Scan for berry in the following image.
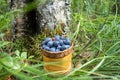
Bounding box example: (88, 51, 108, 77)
(53, 41, 59, 47)
(56, 49, 60, 52)
(60, 36, 65, 40)
(52, 37, 55, 41)
(45, 46, 50, 51)
(64, 39, 71, 45)
(59, 40, 64, 46)
(42, 45, 50, 50)
(65, 45, 70, 49)
(45, 37, 52, 44)
(50, 47, 56, 52)
(54, 35, 60, 41)
(60, 45, 66, 51)
(57, 45, 61, 49)
(66, 37, 70, 41)
(47, 41, 53, 47)
(42, 45, 46, 49)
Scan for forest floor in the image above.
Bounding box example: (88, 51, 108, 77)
(0, 0, 120, 80)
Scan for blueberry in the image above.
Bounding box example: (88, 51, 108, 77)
(42, 45, 50, 51)
(45, 37, 52, 44)
(65, 45, 70, 49)
(47, 41, 53, 47)
(60, 45, 66, 51)
(64, 39, 71, 45)
(50, 47, 56, 52)
(59, 40, 64, 46)
(60, 36, 65, 40)
(54, 35, 60, 40)
(45, 46, 50, 51)
(42, 45, 46, 49)
(66, 37, 71, 41)
(63, 40, 66, 44)
(56, 49, 60, 52)
(57, 45, 61, 49)
(53, 41, 59, 47)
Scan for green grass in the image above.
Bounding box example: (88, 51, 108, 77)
(0, 0, 120, 80)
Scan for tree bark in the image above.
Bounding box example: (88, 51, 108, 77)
(36, 0, 71, 34)
(10, 0, 71, 37)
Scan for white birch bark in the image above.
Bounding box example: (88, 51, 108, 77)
(36, 0, 71, 34)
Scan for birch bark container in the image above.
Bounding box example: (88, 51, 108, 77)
(41, 43, 73, 75)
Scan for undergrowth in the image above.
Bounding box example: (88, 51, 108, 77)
(0, 0, 120, 80)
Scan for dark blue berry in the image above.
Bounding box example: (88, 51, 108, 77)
(42, 45, 46, 49)
(60, 45, 66, 51)
(60, 36, 65, 40)
(47, 41, 53, 47)
(54, 35, 60, 40)
(64, 39, 71, 45)
(57, 45, 61, 49)
(59, 40, 64, 46)
(53, 41, 59, 47)
(65, 37, 70, 41)
(50, 47, 56, 52)
(45, 37, 52, 44)
(42, 45, 50, 50)
(56, 49, 60, 52)
(65, 45, 70, 49)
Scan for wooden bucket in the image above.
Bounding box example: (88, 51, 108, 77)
(41, 43, 73, 75)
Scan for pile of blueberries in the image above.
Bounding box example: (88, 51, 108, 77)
(41, 35, 71, 52)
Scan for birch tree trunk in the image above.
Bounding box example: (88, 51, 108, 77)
(10, 0, 71, 37)
(36, 0, 71, 34)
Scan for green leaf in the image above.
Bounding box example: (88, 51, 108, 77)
(15, 50, 20, 56)
(28, 56, 34, 59)
(21, 52, 27, 59)
(0, 41, 9, 48)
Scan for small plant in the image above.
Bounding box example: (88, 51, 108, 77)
(15, 50, 34, 60)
